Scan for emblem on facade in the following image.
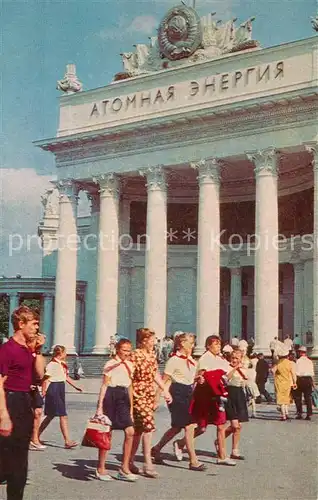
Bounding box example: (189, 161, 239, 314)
(116, 7, 259, 80)
(158, 5, 202, 61)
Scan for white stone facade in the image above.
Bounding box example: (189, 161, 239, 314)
(29, 34, 318, 356)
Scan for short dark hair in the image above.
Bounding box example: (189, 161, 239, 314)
(115, 338, 132, 352)
(205, 335, 221, 349)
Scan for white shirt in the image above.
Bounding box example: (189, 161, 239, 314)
(45, 359, 67, 382)
(103, 357, 134, 388)
(284, 338, 293, 349)
(295, 356, 314, 377)
(164, 353, 196, 385)
(197, 351, 230, 373)
(269, 339, 278, 350)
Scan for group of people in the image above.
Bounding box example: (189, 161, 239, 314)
(0, 305, 316, 499)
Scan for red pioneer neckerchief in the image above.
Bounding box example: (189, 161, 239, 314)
(234, 367, 249, 380)
(104, 357, 132, 379)
(172, 352, 196, 370)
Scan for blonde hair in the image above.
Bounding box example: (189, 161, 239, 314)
(173, 332, 195, 354)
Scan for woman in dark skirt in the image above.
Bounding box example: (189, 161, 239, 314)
(95, 338, 136, 482)
(152, 333, 206, 471)
(224, 349, 249, 460)
(39, 345, 82, 448)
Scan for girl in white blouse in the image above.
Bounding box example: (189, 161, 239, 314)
(39, 345, 82, 449)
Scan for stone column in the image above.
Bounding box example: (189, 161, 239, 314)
(82, 190, 99, 353)
(229, 265, 242, 341)
(118, 253, 132, 339)
(8, 292, 19, 336)
(193, 159, 221, 354)
(305, 143, 318, 356)
(292, 261, 304, 339)
(93, 174, 120, 353)
(247, 148, 279, 354)
(54, 180, 79, 353)
(143, 167, 167, 338)
(42, 293, 54, 352)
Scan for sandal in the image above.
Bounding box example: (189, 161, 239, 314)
(65, 441, 78, 449)
(151, 447, 165, 464)
(129, 464, 141, 475)
(143, 466, 159, 478)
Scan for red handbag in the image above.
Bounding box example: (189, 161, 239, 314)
(81, 418, 112, 450)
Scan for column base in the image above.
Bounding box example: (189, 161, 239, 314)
(91, 345, 110, 355)
(81, 346, 95, 354)
(253, 346, 271, 357)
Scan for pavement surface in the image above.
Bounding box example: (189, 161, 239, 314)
(1, 378, 317, 500)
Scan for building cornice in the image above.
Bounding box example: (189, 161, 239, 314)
(34, 90, 318, 158)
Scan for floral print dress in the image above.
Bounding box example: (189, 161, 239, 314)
(131, 349, 158, 433)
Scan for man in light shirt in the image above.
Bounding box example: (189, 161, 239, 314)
(283, 335, 293, 352)
(294, 346, 315, 420)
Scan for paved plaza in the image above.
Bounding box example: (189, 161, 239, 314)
(3, 379, 317, 500)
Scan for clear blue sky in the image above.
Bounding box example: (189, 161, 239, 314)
(0, 0, 317, 276)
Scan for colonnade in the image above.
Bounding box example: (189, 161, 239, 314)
(49, 146, 318, 355)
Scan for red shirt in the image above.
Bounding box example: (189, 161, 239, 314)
(0, 337, 34, 392)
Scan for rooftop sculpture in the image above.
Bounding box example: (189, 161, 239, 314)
(115, 5, 258, 80)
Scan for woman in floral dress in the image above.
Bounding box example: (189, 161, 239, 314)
(129, 328, 172, 478)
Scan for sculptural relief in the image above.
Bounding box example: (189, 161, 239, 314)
(41, 188, 58, 217)
(114, 6, 259, 81)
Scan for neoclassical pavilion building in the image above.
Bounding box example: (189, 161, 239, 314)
(3, 7, 317, 357)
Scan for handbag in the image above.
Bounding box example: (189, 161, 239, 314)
(81, 415, 112, 450)
(312, 387, 318, 408)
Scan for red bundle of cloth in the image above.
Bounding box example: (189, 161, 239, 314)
(190, 369, 228, 429)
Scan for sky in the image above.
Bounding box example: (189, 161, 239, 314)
(0, 0, 317, 277)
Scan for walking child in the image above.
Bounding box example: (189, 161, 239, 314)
(95, 338, 137, 482)
(39, 345, 82, 448)
(152, 333, 206, 471)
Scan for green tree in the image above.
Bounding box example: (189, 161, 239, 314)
(0, 295, 9, 340)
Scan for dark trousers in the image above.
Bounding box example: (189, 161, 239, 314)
(293, 376, 313, 416)
(0, 391, 33, 500)
(256, 380, 272, 401)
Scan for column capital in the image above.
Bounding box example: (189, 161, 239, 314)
(293, 260, 305, 272)
(120, 251, 133, 267)
(86, 190, 100, 214)
(9, 291, 19, 298)
(228, 252, 241, 269)
(191, 158, 221, 185)
(93, 173, 119, 199)
(43, 293, 54, 299)
(139, 166, 167, 191)
(246, 147, 278, 177)
(55, 179, 80, 203)
(304, 142, 318, 167)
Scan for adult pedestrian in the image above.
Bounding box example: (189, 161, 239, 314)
(269, 337, 278, 360)
(294, 346, 315, 420)
(293, 335, 301, 357)
(0, 305, 45, 500)
(255, 353, 272, 403)
(129, 328, 172, 478)
(272, 346, 296, 421)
